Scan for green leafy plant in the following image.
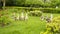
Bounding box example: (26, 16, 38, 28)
(0, 15, 12, 27)
(40, 16, 60, 34)
(28, 10, 42, 16)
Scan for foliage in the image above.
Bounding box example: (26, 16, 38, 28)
(0, 16, 12, 27)
(6, 0, 16, 6)
(4, 0, 60, 7)
(0, 11, 12, 27)
(40, 16, 60, 34)
(40, 8, 60, 13)
(28, 10, 42, 16)
(0, 0, 3, 9)
(5, 7, 60, 13)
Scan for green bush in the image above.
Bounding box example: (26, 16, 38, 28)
(0, 11, 12, 27)
(6, 7, 60, 13)
(40, 16, 60, 34)
(40, 8, 60, 13)
(28, 10, 42, 16)
(0, 15, 12, 27)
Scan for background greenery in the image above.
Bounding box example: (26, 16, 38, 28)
(0, 0, 60, 8)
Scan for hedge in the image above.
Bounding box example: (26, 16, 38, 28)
(40, 8, 60, 13)
(5, 7, 60, 13)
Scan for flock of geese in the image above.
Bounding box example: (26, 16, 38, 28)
(11, 12, 28, 21)
(40, 14, 53, 23)
(11, 12, 53, 23)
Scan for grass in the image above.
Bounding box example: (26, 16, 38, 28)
(0, 9, 60, 34)
(0, 13, 60, 34)
(0, 16, 46, 34)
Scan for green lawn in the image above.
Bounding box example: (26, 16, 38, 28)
(0, 16, 46, 34)
(0, 10, 60, 34)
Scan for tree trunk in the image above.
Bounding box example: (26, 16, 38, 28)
(3, 0, 5, 10)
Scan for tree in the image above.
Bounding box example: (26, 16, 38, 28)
(0, 0, 3, 9)
(1, 0, 60, 8)
(1, 0, 6, 10)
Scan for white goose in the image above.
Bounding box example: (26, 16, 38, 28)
(11, 12, 16, 19)
(40, 15, 44, 20)
(20, 12, 24, 20)
(25, 13, 28, 20)
(16, 13, 20, 20)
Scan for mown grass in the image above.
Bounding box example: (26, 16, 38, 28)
(0, 16, 46, 34)
(0, 8, 60, 34)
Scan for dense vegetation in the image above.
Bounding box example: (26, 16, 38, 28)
(6, 0, 60, 7)
(0, 0, 60, 8)
(0, 0, 60, 13)
(40, 16, 60, 34)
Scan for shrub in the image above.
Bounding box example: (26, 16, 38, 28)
(5, 7, 60, 13)
(0, 11, 12, 27)
(40, 16, 60, 34)
(40, 8, 60, 13)
(28, 10, 42, 16)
